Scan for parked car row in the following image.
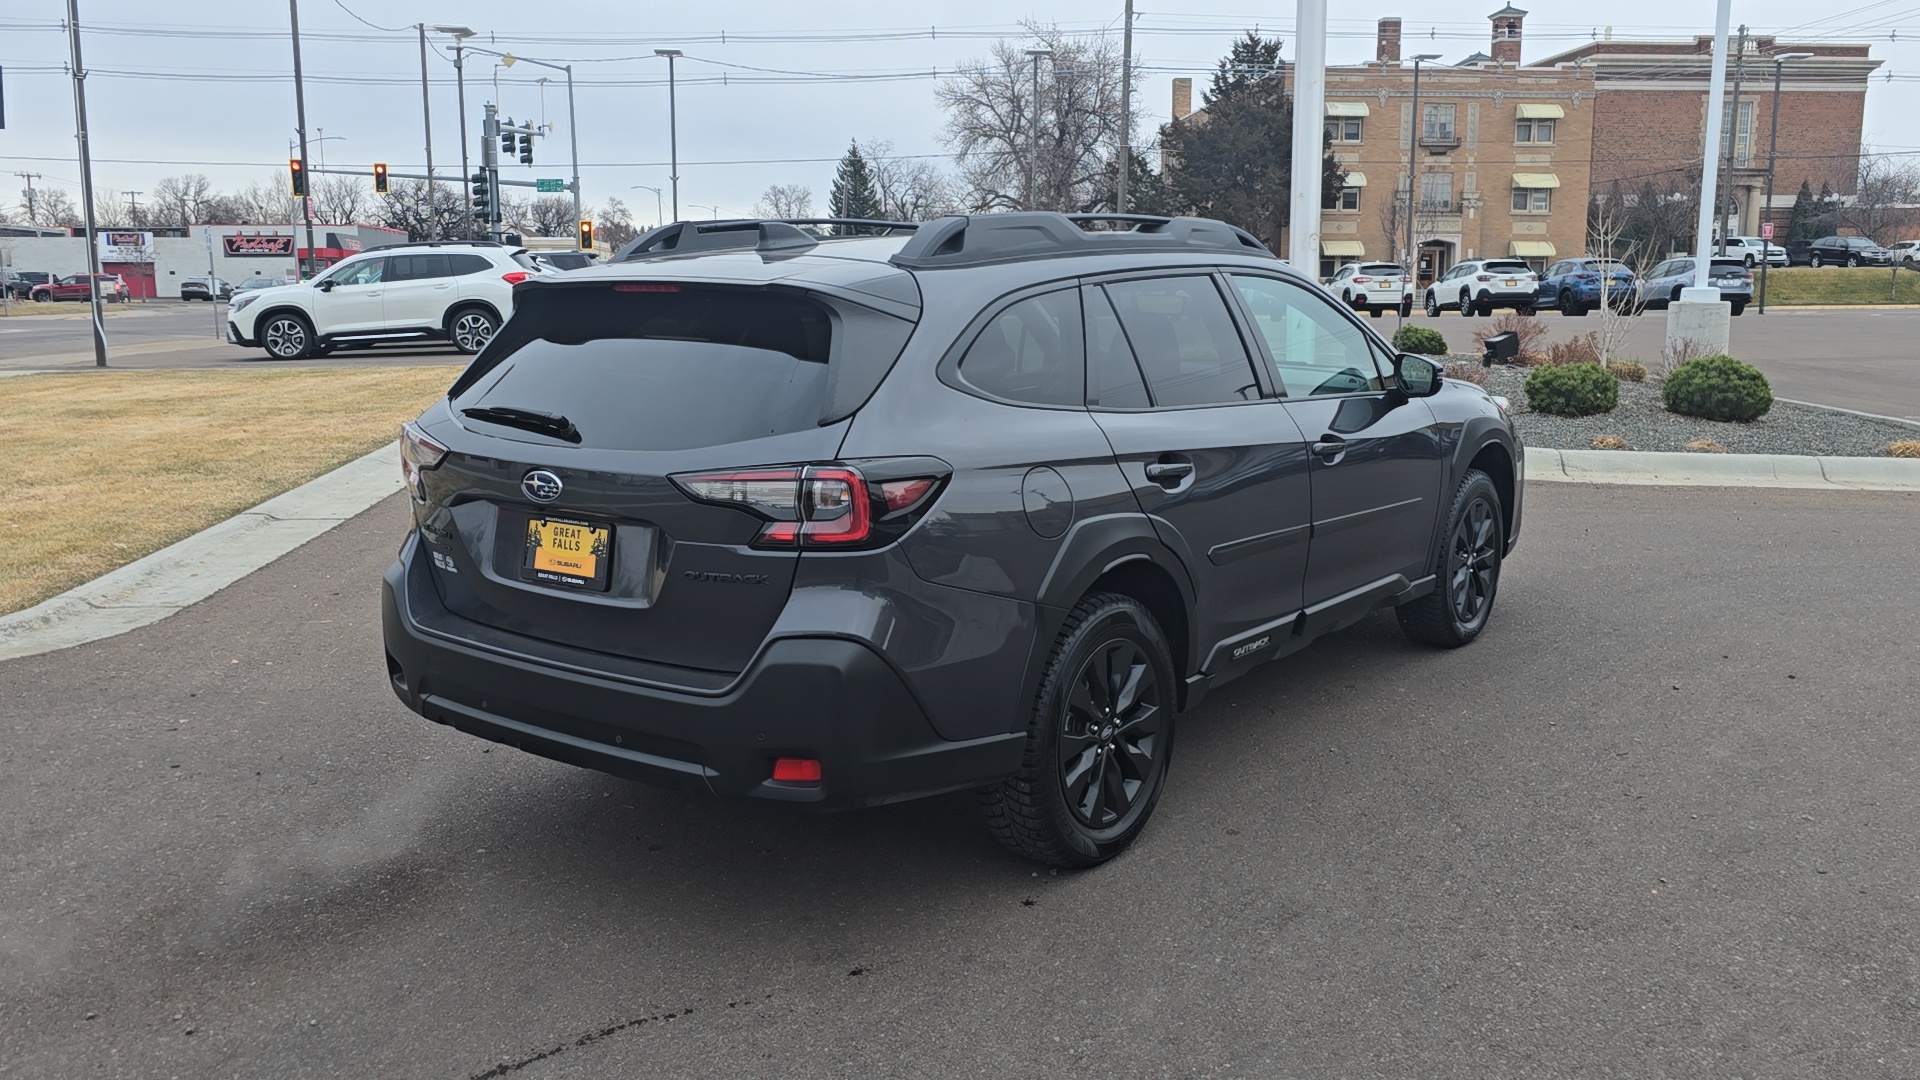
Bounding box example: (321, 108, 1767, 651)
(1417, 255, 1756, 316)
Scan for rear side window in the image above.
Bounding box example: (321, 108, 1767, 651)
(449, 254, 494, 276)
(1084, 286, 1150, 409)
(956, 289, 1084, 407)
(389, 254, 451, 281)
(450, 284, 913, 452)
(1101, 276, 1258, 407)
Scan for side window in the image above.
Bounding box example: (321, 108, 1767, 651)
(1229, 274, 1389, 398)
(955, 289, 1085, 408)
(391, 253, 451, 281)
(331, 258, 385, 286)
(1083, 286, 1150, 409)
(449, 254, 494, 276)
(1101, 275, 1259, 407)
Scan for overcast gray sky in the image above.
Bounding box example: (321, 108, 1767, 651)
(2, 0, 1914, 225)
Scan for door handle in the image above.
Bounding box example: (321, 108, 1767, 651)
(1311, 437, 1348, 459)
(1144, 461, 1195, 487)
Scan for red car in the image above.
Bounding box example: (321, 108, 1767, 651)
(30, 273, 127, 302)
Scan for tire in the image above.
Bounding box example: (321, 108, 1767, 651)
(1745, 254, 1756, 269)
(979, 593, 1178, 868)
(1460, 289, 1474, 316)
(1401, 299, 1414, 318)
(1845, 256, 1860, 268)
(1397, 469, 1503, 649)
(1809, 253, 1823, 268)
(1670, 286, 1683, 308)
(1476, 297, 1495, 317)
(259, 313, 314, 360)
(1559, 292, 1581, 317)
(1730, 301, 1746, 317)
(1425, 293, 1441, 318)
(447, 306, 499, 354)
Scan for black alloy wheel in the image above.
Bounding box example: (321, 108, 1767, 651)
(1560, 291, 1581, 316)
(980, 593, 1177, 867)
(1397, 469, 1503, 648)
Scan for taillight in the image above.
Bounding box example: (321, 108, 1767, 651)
(399, 421, 448, 502)
(1352, 275, 1373, 284)
(1476, 274, 1492, 281)
(672, 461, 945, 549)
(502, 271, 530, 285)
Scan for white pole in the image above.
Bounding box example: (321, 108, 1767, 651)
(1288, 0, 1327, 272)
(1693, 0, 1733, 289)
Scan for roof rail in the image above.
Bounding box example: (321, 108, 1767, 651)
(365, 238, 505, 252)
(614, 217, 923, 262)
(888, 212, 1272, 270)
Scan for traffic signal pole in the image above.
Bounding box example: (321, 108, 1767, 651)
(288, 0, 318, 279)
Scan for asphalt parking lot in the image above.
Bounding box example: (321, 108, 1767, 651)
(3, 301, 1916, 421)
(4, 483, 1917, 1078)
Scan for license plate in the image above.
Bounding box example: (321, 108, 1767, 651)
(1504, 279, 1518, 287)
(522, 516, 612, 591)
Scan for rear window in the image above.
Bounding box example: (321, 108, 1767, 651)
(1357, 264, 1405, 275)
(450, 284, 914, 451)
(1709, 260, 1749, 272)
(1484, 260, 1531, 272)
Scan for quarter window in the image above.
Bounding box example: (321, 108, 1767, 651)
(1101, 276, 1259, 407)
(955, 289, 1085, 407)
(449, 254, 495, 276)
(1229, 274, 1388, 398)
(1083, 286, 1150, 409)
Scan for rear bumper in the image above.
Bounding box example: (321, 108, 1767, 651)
(381, 537, 1024, 810)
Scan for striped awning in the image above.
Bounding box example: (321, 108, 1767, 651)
(1322, 240, 1366, 256)
(1516, 103, 1565, 119)
(1326, 102, 1371, 117)
(1512, 173, 1561, 189)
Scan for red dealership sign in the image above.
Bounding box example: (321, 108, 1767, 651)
(223, 234, 296, 257)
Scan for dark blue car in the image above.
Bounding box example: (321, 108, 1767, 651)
(1642, 257, 1752, 316)
(1535, 258, 1638, 316)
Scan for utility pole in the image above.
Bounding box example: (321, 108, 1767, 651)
(1406, 54, 1441, 276)
(66, 0, 108, 367)
(1117, 0, 1133, 214)
(124, 190, 142, 226)
(1717, 24, 1747, 256)
(14, 172, 41, 224)
(1025, 49, 1053, 211)
(418, 24, 436, 239)
(288, 0, 318, 279)
(1758, 53, 1813, 314)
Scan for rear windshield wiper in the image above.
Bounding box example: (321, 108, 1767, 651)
(460, 406, 582, 444)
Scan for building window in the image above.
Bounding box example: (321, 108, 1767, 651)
(1418, 172, 1454, 212)
(1334, 188, 1359, 211)
(1511, 187, 1551, 212)
(1720, 101, 1755, 166)
(1324, 117, 1364, 142)
(1515, 118, 1556, 144)
(1422, 104, 1457, 144)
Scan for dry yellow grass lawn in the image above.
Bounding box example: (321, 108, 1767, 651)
(0, 366, 453, 614)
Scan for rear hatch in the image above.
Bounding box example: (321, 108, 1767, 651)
(409, 278, 916, 678)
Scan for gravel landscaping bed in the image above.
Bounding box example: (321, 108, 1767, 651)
(1461, 361, 1919, 456)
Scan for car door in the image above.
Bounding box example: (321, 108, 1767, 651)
(381, 253, 454, 329)
(1082, 273, 1313, 665)
(310, 256, 388, 335)
(1225, 272, 1445, 618)
(1539, 261, 1568, 305)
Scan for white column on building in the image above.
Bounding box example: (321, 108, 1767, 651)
(1288, 0, 1328, 272)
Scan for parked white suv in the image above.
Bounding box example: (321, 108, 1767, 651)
(226, 241, 536, 360)
(1327, 262, 1415, 317)
(1890, 240, 1920, 266)
(1424, 258, 1539, 317)
(1716, 236, 1787, 268)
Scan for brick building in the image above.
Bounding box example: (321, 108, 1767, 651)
(1532, 36, 1882, 236)
(1314, 10, 1595, 285)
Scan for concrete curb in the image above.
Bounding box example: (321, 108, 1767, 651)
(0, 441, 401, 662)
(1526, 448, 1920, 490)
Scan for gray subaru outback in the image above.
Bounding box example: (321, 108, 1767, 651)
(382, 213, 1523, 867)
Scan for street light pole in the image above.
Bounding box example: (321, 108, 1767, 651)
(66, 0, 108, 366)
(690, 204, 723, 220)
(433, 26, 476, 236)
(483, 49, 586, 244)
(656, 50, 683, 222)
(1025, 49, 1053, 210)
(1117, 0, 1133, 213)
(288, 0, 318, 279)
(1406, 53, 1441, 280)
(1758, 52, 1813, 315)
(631, 185, 664, 229)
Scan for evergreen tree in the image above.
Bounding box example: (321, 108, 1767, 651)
(1786, 180, 1814, 242)
(1207, 32, 1285, 105)
(829, 141, 881, 233)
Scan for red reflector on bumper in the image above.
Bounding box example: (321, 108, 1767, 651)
(771, 758, 822, 783)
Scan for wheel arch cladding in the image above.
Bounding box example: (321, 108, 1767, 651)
(445, 300, 502, 331)
(1467, 440, 1514, 547)
(255, 306, 311, 335)
(1087, 559, 1190, 697)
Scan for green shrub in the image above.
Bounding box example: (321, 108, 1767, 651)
(1523, 361, 1618, 417)
(1392, 324, 1448, 356)
(1662, 354, 1773, 422)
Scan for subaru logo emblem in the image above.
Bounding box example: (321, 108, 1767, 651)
(522, 469, 563, 503)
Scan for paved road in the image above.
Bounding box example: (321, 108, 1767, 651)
(4, 300, 1916, 421)
(4, 484, 1918, 1078)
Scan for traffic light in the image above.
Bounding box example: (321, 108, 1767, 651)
(577, 219, 594, 250)
(500, 124, 515, 155)
(518, 134, 533, 165)
(372, 162, 389, 194)
(289, 158, 307, 197)
(469, 170, 492, 222)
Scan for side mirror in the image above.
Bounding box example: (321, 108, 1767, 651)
(1396, 354, 1443, 398)
(316, 279, 335, 292)
(1481, 330, 1519, 367)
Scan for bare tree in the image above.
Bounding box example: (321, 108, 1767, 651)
(1584, 194, 1651, 360)
(1838, 150, 1920, 245)
(35, 189, 82, 228)
(311, 175, 374, 225)
(229, 173, 293, 225)
(150, 174, 217, 227)
(866, 141, 961, 221)
(525, 195, 576, 237)
(377, 179, 470, 241)
(597, 197, 639, 250)
(937, 24, 1133, 212)
(92, 189, 131, 229)
(751, 183, 815, 219)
